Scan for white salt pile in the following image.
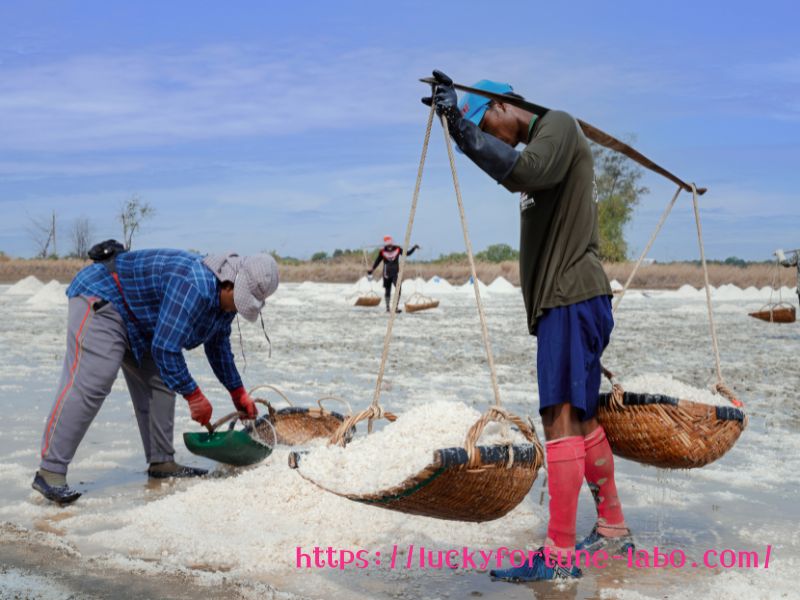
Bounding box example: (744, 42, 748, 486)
(411, 276, 427, 291)
(609, 279, 623, 292)
(673, 284, 702, 298)
(74, 446, 540, 576)
(348, 275, 375, 296)
(742, 286, 760, 299)
(4, 275, 43, 296)
(25, 280, 67, 308)
(621, 373, 733, 407)
(298, 400, 529, 495)
(714, 284, 746, 301)
(488, 276, 518, 293)
(426, 275, 455, 293)
(458, 276, 490, 295)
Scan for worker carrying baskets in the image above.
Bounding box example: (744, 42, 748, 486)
(422, 70, 632, 582)
(367, 236, 420, 312)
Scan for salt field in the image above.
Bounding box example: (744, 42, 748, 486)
(0, 278, 798, 599)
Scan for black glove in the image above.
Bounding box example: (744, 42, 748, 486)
(421, 70, 519, 184)
(421, 70, 461, 128)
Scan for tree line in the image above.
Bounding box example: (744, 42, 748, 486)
(25, 196, 155, 259)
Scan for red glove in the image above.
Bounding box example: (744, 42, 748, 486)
(183, 388, 213, 426)
(230, 386, 258, 420)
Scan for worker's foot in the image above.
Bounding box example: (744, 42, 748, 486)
(31, 470, 82, 505)
(147, 461, 208, 479)
(490, 547, 581, 582)
(576, 523, 635, 554)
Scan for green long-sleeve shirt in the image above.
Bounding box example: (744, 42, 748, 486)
(501, 110, 611, 334)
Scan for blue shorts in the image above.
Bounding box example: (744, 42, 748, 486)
(536, 295, 614, 421)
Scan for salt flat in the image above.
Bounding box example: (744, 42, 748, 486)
(0, 281, 797, 599)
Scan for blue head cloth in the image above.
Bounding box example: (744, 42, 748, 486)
(457, 79, 514, 127)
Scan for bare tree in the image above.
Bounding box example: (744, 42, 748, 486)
(27, 211, 57, 258)
(119, 195, 155, 250)
(70, 217, 93, 259)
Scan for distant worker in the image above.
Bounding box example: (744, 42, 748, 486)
(776, 248, 800, 305)
(367, 236, 420, 312)
(33, 243, 278, 505)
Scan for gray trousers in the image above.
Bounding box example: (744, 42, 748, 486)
(40, 295, 176, 474)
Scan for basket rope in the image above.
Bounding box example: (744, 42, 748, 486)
(440, 115, 503, 408)
(607, 183, 742, 409)
(330, 104, 520, 450)
(329, 104, 436, 446)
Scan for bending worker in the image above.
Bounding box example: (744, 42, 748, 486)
(367, 235, 420, 312)
(423, 70, 632, 581)
(34, 246, 278, 505)
(776, 248, 800, 305)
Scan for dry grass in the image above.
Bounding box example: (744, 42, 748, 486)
(0, 259, 89, 284)
(0, 257, 778, 289)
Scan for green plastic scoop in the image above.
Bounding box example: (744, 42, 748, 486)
(183, 412, 276, 467)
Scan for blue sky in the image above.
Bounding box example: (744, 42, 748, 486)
(1, 1, 798, 261)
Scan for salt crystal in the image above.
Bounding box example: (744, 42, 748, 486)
(298, 401, 529, 495)
(621, 373, 733, 406)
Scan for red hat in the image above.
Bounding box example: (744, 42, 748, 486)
(383, 235, 394, 245)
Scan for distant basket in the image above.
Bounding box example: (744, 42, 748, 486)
(748, 303, 796, 324)
(290, 406, 544, 522)
(250, 385, 355, 446)
(404, 292, 439, 313)
(597, 386, 746, 469)
(355, 292, 382, 307)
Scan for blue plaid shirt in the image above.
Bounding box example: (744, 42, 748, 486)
(67, 249, 242, 395)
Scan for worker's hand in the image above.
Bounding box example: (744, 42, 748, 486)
(183, 388, 213, 426)
(421, 70, 460, 123)
(775, 248, 787, 262)
(230, 386, 258, 420)
(412, 244, 421, 251)
(367, 269, 373, 276)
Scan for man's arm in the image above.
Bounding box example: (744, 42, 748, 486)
(369, 252, 384, 274)
(501, 111, 579, 193)
(150, 277, 207, 395)
(204, 319, 243, 392)
(406, 244, 420, 257)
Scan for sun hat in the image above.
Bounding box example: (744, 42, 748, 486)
(203, 253, 279, 322)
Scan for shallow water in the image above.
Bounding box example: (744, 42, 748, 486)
(0, 282, 797, 599)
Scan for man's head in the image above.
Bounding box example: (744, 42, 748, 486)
(458, 79, 531, 146)
(203, 253, 280, 321)
(383, 235, 394, 247)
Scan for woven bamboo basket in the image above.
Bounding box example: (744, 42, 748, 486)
(250, 385, 356, 446)
(355, 292, 382, 307)
(290, 406, 544, 522)
(748, 303, 796, 324)
(404, 292, 440, 313)
(596, 382, 747, 469)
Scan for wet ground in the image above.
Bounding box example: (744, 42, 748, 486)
(0, 282, 797, 599)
